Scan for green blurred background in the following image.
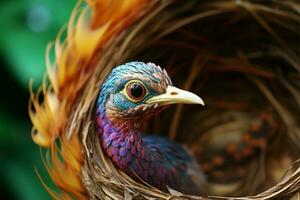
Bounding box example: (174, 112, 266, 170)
(0, 0, 76, 199)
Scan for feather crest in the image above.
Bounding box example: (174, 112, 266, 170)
(29, 0, 149, 198)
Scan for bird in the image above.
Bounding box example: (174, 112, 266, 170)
(96, 61, 206, 195)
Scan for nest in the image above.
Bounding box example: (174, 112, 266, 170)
(29, 0, 300, 199)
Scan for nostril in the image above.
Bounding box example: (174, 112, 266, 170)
(170, 92, 178, 95)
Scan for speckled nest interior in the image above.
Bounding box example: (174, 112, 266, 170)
(47, 1, 300, 199)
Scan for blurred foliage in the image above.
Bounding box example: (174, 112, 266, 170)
(0, 0, 76, 88)
(0, 0, 76, 199)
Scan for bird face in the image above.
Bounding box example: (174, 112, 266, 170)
(98, 62, 204, 121)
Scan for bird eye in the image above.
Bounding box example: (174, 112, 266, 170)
(125, 81, 147, 102)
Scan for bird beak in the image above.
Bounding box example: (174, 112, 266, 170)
(146, 86, 204, 106)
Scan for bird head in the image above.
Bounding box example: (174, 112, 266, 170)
(97, 62, 204, 122)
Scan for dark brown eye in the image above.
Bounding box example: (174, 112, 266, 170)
(126, 81, 147, 102)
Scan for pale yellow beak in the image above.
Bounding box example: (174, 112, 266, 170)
(146, 86, 204, 106)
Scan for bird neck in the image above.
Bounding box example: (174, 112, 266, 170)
(98, 112, 143, 142)
(96, 101, 151, 172)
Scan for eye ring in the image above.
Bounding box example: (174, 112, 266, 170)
(124, 80, 147, 102)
